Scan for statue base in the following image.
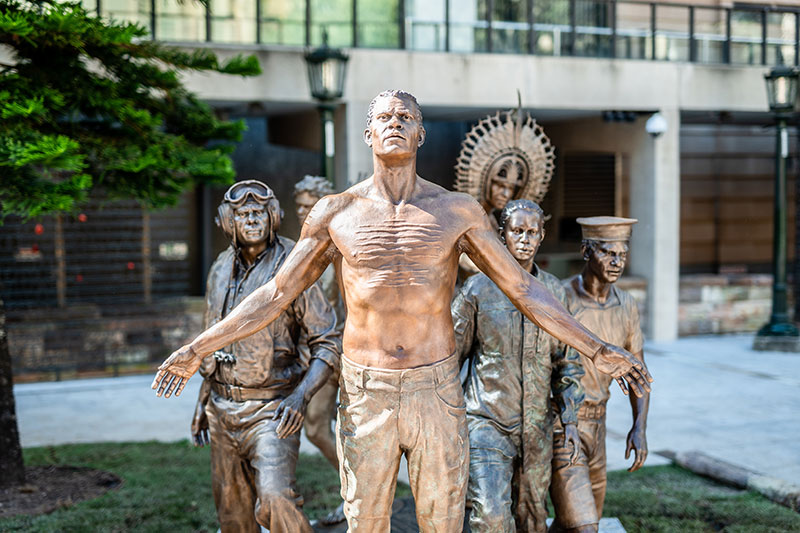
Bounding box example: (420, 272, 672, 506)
(752, 327, 800, 352)
(545, 517, 626, 532)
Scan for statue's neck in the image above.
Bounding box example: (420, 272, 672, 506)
(579, 270, 612, 304)
(372, 155, 418, 204)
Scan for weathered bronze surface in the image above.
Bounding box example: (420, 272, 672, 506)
(153, 91, 651, 532)
(294, 175, 347, 526)
(452, 200, 583, 533)
(190, 180, 341, 532)
(549, 216, 650, 533)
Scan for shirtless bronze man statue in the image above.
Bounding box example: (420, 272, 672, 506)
(549, 216, 650, 533)
(152, 90, 652, 533)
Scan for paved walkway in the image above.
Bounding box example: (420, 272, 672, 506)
(13, 334, 800, 485)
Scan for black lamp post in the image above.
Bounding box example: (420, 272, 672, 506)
(304, 32, 348, 186)
(754, 65, 800, 351)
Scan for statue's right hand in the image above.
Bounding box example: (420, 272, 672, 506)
(191, 401, 210, 447)
(151, 345, 201, 398)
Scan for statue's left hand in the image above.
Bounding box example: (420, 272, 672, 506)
(564, 423, 581, 466)
(625, 424, 648, 472)
(273, 391, 307, 439)
(151, 345, 201, 398)
(593, 343, 652, 398)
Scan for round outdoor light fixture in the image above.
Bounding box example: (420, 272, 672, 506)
(645, 112, 668, 137)
(764, 65, 799, 115)
(304, 32, 349, 102)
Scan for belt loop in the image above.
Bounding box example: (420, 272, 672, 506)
(360, 367, 368, 390)
(434, 364, 444, 385)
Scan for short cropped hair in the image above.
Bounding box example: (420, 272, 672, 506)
(499, 199, 546, 235)
(366, 90, 423, 127)
(294, 175, 334, 198)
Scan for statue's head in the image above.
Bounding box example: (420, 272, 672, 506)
(293, 175, 334, 226)
(216, 180, 282, 249)
(484, 152, 528, 211)
(499, 199, 546, 265)
(364, 90, 426, 158)
(577, 216, 637, 284)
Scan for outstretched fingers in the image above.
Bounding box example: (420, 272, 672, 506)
(164, 376, 185, 398)
(615, 376, 629, 396)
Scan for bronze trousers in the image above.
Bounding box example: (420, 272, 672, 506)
(206, 392, 313, 533)
(337, 354, 469, 532)
(466, 420, 519, 533)
(549, 413, 606, 529)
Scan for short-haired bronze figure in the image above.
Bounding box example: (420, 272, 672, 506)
(549, 216, 651, 533)
(293, 174, 347, 525)
(452, 199, 583, 533)
(153, 91, 651, 532)
(190, 180, 341, 532)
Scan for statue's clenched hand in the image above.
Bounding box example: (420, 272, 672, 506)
(151, 345, 202, 398)
(593, 344, 652, 398)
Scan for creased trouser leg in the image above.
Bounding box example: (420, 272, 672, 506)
(207, 398, 261, 533)
(337, 354, 468, 533)
(208, 393, 313, 533)
(404, 369, 469, 533)
(584, 417, 607, 518)
(467, 445, 515, 533)
(549, 418, 599, 530)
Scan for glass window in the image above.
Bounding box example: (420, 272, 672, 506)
(574, 0, 612, 58)
(615, 1, 651, 60)
(261, 0, 305, 46)
(104, 0, 151, 35)
(654, 5, 689, 61)
(767, 11, 796, 66)
(210, 0, 257, 44)
(533, 0, 568, 56)
(694, 7, 726, 64)
(311, 0, 353, 47)
(407, 0, 446, 51)
(730, 9, 763, 65)
(491, 0, 528, 54)
(357, 0, 399, 48)
(156, 0, 206, 42)
(450, 0, 485, 53)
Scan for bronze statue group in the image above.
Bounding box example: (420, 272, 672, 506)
(152, 90, 652, 533)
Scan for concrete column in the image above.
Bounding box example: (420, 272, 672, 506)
(343, 99, 374, 187)
(629, 108, 680, 341)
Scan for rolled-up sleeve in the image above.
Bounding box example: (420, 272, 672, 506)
(292, 280, 342, 375)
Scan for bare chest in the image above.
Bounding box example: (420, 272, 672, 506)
(332, 205, 457, 289)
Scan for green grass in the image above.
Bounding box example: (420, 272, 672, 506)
(0, 441, 410, 532)
(1, 444, 797, 532)
(604, 465, 800, 533)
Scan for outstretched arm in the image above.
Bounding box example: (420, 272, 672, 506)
(460, 203, 652, 396)
(152, 198, 338, 398)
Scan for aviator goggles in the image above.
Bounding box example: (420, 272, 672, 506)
(224, 180, 276, 207)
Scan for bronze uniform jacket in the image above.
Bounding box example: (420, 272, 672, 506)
(199, 236, 340, 394)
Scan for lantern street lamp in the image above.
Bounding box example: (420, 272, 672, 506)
(754, 65, 800, 351)
(304, 32, 348, 187)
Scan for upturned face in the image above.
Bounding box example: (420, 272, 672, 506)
(233, 200, 270, 247)
(487, 158, 524, 211)
(364, 95, 425, 158)
(504, 209, 545, 265)
(294, 191, 319, 226)
(586, 241, 628, 284)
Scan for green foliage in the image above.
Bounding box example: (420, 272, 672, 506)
(0, 0, 261, 220)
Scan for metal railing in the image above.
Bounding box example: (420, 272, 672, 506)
(88, 0, 800, 66)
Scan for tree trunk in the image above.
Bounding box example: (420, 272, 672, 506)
(0, 295, 25, 488)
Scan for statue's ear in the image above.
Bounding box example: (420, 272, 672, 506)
(581, 243, 591, 261)
(418, 126, 426, 148)
(364, 128, 373, 147)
